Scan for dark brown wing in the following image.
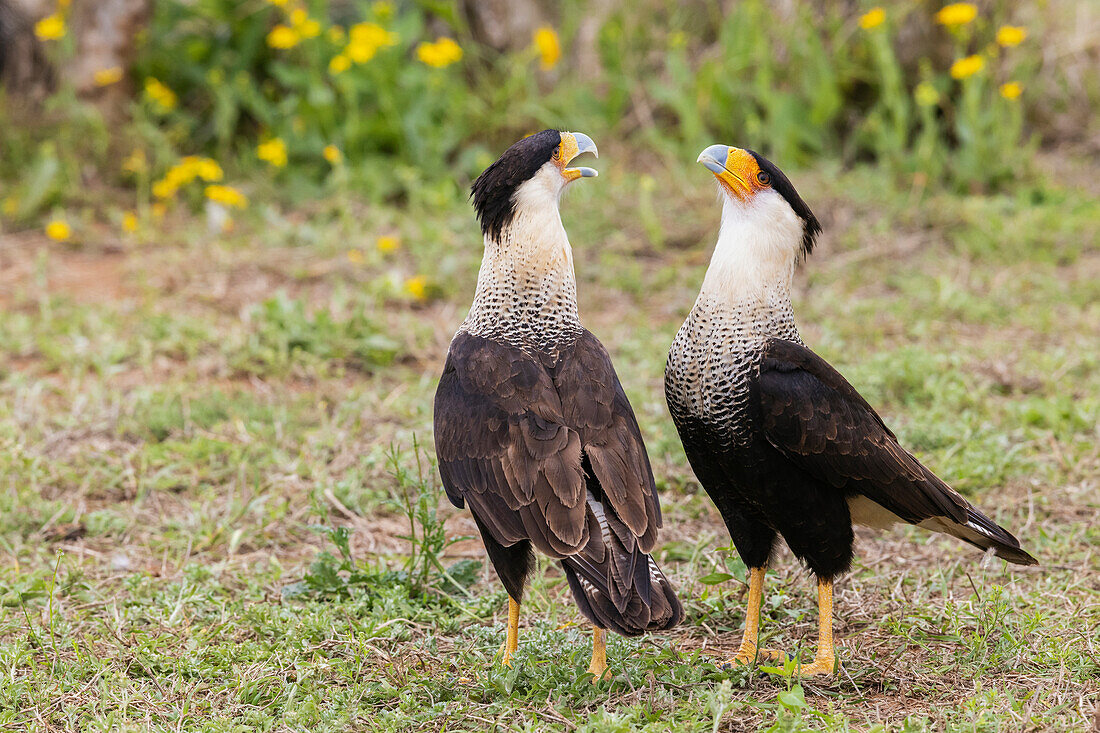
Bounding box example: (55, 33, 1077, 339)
(434, 332, 588, 557)
(754, 339, 969, 524)
(554, 330, 662, 551)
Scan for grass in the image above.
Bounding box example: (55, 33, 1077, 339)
(0, 145, 1098, 730)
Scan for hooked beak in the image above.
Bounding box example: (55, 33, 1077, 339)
(697, 144, 752, 196)
(561, 131, 599, 181)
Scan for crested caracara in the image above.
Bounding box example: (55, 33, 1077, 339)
(664, 144, 1037, 676)
(434, 131, 683, 681)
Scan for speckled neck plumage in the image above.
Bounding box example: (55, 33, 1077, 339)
(461, 191, 582, 356)
(665, 195, 804, 441)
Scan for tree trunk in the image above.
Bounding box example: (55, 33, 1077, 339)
(0, 0, 151, 117)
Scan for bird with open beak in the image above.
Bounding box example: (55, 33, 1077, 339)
(665, 144, 1036, 676)
(434, 130, 683, 681)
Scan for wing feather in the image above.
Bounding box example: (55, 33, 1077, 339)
(754, 339, 969, 525)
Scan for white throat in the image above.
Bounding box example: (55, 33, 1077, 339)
(697, 192, 803, 309)
(463, 164, 581, 347)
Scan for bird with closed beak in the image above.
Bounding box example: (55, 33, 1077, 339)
(665, 144, 1036, 676)
(434, 130, 683, 681)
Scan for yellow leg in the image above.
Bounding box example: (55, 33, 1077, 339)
(799, 578, 836, 676)
(723, 566, 783, 667)
(500, 596, 520, 667)
(586, 627, 609, 682)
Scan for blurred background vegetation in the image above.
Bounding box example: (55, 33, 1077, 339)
(1, 0, 1097, 236)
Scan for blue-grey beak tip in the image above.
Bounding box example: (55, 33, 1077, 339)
(570, 132, 599, 159)
(698, 144, 731, 175)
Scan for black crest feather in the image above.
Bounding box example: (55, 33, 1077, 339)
(470, 130, 562, 241)
(747, 150, 821, 257)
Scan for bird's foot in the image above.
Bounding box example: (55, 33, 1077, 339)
(720, 647, 787, 669)
(499, 640, 515, 668)
(586, 659, 610, 684)
(798, 655, 836, 676)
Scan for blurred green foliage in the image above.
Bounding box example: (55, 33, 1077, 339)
(0, 0, 1057, 229)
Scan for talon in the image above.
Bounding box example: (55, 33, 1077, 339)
(799, 657, 836, 676)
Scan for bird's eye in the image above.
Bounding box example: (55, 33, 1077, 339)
(756, 171, 771, 185)
(553, 146, 561, 160)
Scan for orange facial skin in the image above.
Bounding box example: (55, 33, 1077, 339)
(554, 132, 599, 181)
(698, 145, 772, 201)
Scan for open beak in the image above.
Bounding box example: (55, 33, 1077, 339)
(561, 132, 599, 181)
(697, 144, 751, 195)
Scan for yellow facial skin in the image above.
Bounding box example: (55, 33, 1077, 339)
(697, 145, 772, 201)
(554, 132, 599, 182)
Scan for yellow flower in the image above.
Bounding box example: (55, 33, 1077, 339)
(190, 157, 223, 182)
(323, 145, 342, 164)
(93, 67, 124, 87)
(122, 149, 147, 175)
(267, 0, 289, 6)
(996, 26, 1027, 47)
(204, 185, 248, 208)
(121, 212, 138, 233)
(347, 249, 365, 264)
(267, 25, 300, 49)
(949, 54, 984, 79)
(1000, 81, 1023, 100)
(533, 27, 561, 70)
(376, 235, 400, 253)
(404, 275, 428, 300)
(1, 197, 17, 216)
(914, 81, 940, 106)
(935, 3, 977, 27)
(372, 1, 393, 21)
(144, 78, 178, 111)
(416, 38, 463, 68)
(257, 138, 288, 168)
(151, 203, 167, 219)
(327, 25, 346, 44)
(346, 22, 398, 63)
(34, 14, 65, 41)
(858, 7, 885, 30)
(329, 54, 351, 74)
(45, 220, 71, 241)
(289, 10, 321, 39)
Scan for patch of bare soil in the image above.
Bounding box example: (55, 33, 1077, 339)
(0, 233, 131, 306)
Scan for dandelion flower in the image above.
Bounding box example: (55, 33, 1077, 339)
(858, 8, 885, 30)
(205, 185, 248, 208)
(257, 138, 288, 168)
(323, 145, 343, 164)
(93, 67, 124, 87)
(404, 275, 428, 300)
(347, 249, 365, 264)
(416, 38, 462, 68)
(34, 14, 65, 41)
(122, 212, 139, 233)
(45, 220, 71, 241)
(329, 54, 351, 74)
(376, 235, 399, 253)
(372, 1, 393, 21)
(1000, 82, 1022, 100)
(267, 25, 300, 49)
(144, 78, 178, 111)
(996, 26, 1027, 47)
(914, 81, 940, 106)
(346, 22, 398, 63)
(122, 149, 147, 175)
(533, 27, 561, 70)
(949, 54, 984, 80)
(935, 3, 977, 27)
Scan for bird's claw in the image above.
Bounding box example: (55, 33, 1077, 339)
(719, 647, 788, 669)
(798, 657, 836, 676)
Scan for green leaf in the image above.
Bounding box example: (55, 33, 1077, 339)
(697, 572, 734, 585)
